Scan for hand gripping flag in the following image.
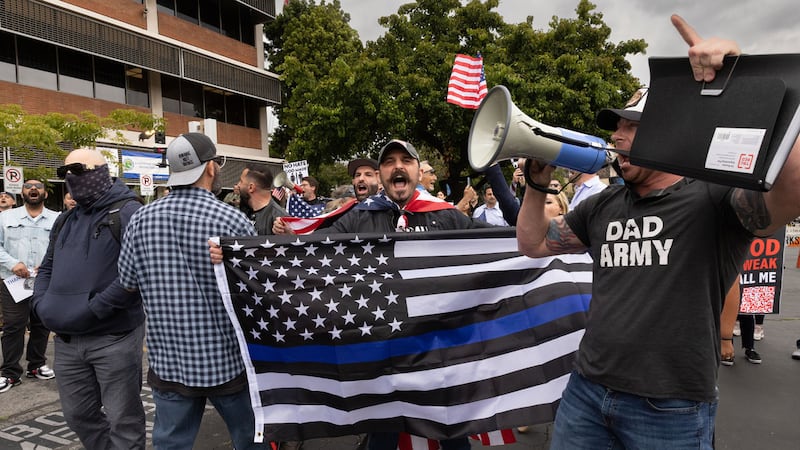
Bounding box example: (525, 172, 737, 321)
(214, 227, 592, 442)
(446, 54, 488, 109)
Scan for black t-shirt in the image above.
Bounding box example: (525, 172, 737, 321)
(250, 201, 288, 235)
(564, 179, 752, 402)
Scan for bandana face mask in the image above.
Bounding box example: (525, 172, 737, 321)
(64, 164, 112, 207)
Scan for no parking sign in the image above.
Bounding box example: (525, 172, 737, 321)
(139, 173, 154, 196)
(2, 166, 24, 194)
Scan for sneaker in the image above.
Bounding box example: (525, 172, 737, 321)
(745, 348, 762, 364)
(792, 348, 800, 360)
(753, 325, 764, 341)
(721, 356, 734, 366)
(0, 376, 21, 393)
(733, 320, 740, 336)
(26, 365, 55, 380)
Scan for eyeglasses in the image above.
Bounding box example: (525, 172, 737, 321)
(423, 169, 435, 175)
(56, 163, 98, 178)
(209, 155, 226, 169)
(23, 182, 44, 189)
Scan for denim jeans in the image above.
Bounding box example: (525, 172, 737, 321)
(551, 371, 717, 450)
(151, 385, 269, 450)
(54, 324, 146, 449)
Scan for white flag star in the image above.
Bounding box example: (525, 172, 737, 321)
(236, 280, 248, 292)
(353, 273, 365, 282)
(291, 238, 304, 246)
(329, 326, 342, 340)
(355, 295, 370, 309)
(260, 239, 275, 248)
(312, 314, 326, 328)
(230, 257, 242, 267)
(244, 248, 257, 257)
(283, 317, 297, 331)
(259, 256, 272, 267)
(304, 244, 318, 256)
(274, 245, 288, 256)
(262, 279, 276, 292)
(322, 274, 336, 285)
(381, 272, 394, 279)
(333, 243, 347, 255)
(342, 310, 356, 325)
(325, 299, 340, 313)
(388, 318, 403, 332)
(338, 283, 353, 297)
(385, 291, 399, 305)
(319, 255, 333, 267)
(275, 266, 289, 277)
(251, 293, 263, 305)
(246, 267, 259, 280)
(347, 254, 361, 266)
(306, 266, 319, 275)
(361, 242, 375, 254)
(364, 265, 377, 274)
(372, 306, 386, 320)
(321, 237, 335, 244)
(300, 329, 314, 340)
(368, 280, 383, 293)
(266, 305, 280, 318)
(289, 256, 303, 267)
(279, 291, 293, 304)
(350, 235, 363, 244)
(358, 322, 373, 336)
(308, 287, 323, 301)
(272, 330, 285, 342)
(250, 329, 261, 340)
(257, 318, 269, 330)
(378, 235, 391, 243)
(296, 303, 309, 316)
(242, 304, 254, 317)
(292, 275, 305, 289)
(335, 266, 348, 275)
(229, 241, 244, 251)
(376, 254, 389, 265)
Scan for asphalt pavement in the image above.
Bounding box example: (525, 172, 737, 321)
(1, 249, 799, 450)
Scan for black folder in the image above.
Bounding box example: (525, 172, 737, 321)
(630, 54, 800, 191)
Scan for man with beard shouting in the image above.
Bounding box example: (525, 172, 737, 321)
(0, 179, 60, 393)
(119, 133, 266, 449)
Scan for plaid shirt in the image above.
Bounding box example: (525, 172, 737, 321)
(119, 187, 255, 387)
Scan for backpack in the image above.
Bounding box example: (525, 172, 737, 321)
(52, 197, 141, 244)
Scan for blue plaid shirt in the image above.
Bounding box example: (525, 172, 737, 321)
(119, 187, 255, 387)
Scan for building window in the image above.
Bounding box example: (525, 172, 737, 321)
(203, 86, 225, 120)
(157, 0, 175, 14)
(161, 75, 182, 114)
(225, 93, 245, 126)
(126, 67, 150, 107)
(199, 0, 221, 33)
(245, 97, 261, 128)
(94, 58, 126, 104)
(58, 48, 94, 98)
(176, 0, 199, 24)
(181, 81, 204, 117)
(0, 32, 16, 83)
(17, 38, 57, 90)
(220, 4, 241, 40)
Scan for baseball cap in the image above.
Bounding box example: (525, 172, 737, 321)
(596, 88, 649, 131)
(378, 139, 420, 164)
(166, 133, 217, 187)
(347, 158, 379, 177)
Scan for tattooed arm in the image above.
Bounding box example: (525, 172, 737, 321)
(516, 160, 587, 257)
(731, 136, 800, 236)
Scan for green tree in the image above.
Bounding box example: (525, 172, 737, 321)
(266, 0, 646, 193)
(0, 104, 165, 181)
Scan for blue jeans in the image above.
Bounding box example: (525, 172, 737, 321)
(54, 324, 146, 449)
(551, 371, 716, 450)
(152, 385, 268, 450)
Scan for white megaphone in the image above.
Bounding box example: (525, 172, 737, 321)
(273, 171, 303, 194)
(469, 85, 614, 173)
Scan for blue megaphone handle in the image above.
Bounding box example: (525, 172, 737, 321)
(550, 128, 610, 173)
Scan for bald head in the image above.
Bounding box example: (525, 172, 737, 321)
(66, 149, 107, 166)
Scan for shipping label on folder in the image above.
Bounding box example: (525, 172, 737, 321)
(705, 127, 766, 174)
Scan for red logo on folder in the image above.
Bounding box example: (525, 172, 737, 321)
(738, 154, 754, 170)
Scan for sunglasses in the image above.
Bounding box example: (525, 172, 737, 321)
(23, 182, 44, 189)
(210, 155, 226, 169)
(56, 163, 99, 178)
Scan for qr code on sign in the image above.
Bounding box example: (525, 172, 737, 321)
(741, 286, 775, 313)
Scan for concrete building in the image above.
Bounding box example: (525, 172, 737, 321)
(0, 0, 282, 199)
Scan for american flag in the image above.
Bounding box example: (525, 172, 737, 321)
(286, 194, 326, 218)
(397, 429, 516, 450)
(271, 187, 286, 202)
(214, 228, 591, 442)
(446, 54, 488, 109)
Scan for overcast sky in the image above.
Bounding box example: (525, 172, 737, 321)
(297, 0, 800, 86)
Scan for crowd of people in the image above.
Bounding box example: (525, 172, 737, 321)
(2, 13, 800, 450)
